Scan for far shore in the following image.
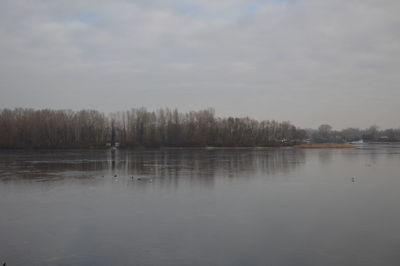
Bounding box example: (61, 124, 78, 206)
(367, 142, 400, 144)
(293, 143, 355, 149)
(159, 146, 288, 150)
(138, 144, 356, 150)
(9, 143, 400, 150)
(0, 144, 358, 150)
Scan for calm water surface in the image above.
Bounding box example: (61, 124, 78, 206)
(1, 145, 400, 266)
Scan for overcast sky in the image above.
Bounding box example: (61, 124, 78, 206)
(0, 0, 399, 129)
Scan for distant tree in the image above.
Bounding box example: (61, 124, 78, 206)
(314, 124, 332, 142)
(363, 125, 379, 142)
(341, 127, 361, 142)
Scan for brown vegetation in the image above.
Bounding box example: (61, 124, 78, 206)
(294, 143, 355, 149)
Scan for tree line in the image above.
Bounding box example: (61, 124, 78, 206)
(0, 108, 305, 149)
(0, 108, 108, 148)
(308, 124, 400, 143)
(1, 108, 398, 149)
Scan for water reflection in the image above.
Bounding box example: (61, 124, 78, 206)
(2, 145, 400, 266)
(317, 150, 333, 164)
(0, 149, 305, 185)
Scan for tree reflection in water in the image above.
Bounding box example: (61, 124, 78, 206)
(0, 149, 305, 186)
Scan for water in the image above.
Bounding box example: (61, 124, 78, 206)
(1, 145, 400, 266)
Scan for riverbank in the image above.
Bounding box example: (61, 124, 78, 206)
(294, 143, 355, 149)
(368, 142, 400, 144)
(0, 144, 357, 151)
(158, 146, 286, 150)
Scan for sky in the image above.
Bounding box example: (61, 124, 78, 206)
(0, 0, 399, 129)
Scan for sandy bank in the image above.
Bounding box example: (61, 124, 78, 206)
(294, 143, 355, 149)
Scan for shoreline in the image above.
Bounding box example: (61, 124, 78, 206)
(367, 142, 400, 144)
(0, 144, 362, 151)
(293, 143, 355, 149)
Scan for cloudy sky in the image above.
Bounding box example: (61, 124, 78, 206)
(0, 0, 399, 129)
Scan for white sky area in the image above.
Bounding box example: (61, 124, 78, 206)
(0, 0, 399, 129)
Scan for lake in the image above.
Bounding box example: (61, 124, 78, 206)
(1, 145, 400, 266)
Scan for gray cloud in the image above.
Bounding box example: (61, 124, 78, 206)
(1, 0, 399, 129)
